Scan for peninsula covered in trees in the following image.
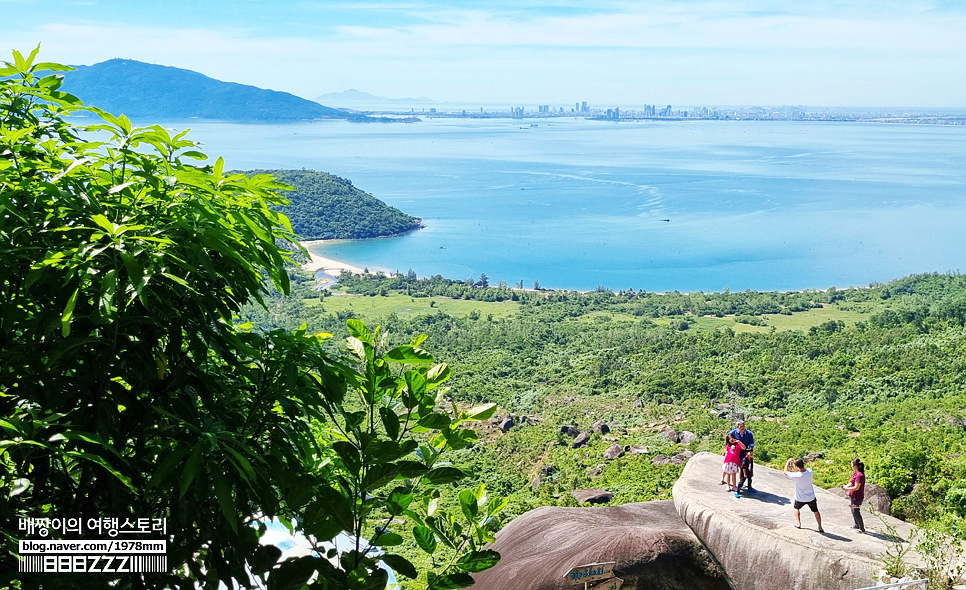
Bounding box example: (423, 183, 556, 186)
(256, 169, 424, 240)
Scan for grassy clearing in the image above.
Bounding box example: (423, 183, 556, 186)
(306, 292, 519, 320)
(649, 302, 877, 333)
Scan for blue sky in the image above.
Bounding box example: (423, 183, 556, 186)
(3, 0, 965, 107)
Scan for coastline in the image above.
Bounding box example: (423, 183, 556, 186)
(299, 239, 366, 275)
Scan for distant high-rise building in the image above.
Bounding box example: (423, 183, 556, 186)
(581, 101, 588, 112)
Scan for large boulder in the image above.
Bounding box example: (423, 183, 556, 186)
(831, 482, 892, 515)
(603, 442, 624, 460)
(472, 501, 730, 590)
(572, 488, 613, 504)
(673, 452, 922, 590)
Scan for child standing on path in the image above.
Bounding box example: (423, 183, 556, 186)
(784, 457, 824, 533)
(721, 434, 744, 491)
(841, 458, 866, 533)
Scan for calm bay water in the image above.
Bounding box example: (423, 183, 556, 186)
(176, 117, 966, 292)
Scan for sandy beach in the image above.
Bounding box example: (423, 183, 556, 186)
(299, 240, 366, 275)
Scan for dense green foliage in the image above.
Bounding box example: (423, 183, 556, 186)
(1, 49, 499, 590)
(243, 270, 966, 548)
(257, 170, 423, 241)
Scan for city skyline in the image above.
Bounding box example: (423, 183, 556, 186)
(2, 0, 965, 108)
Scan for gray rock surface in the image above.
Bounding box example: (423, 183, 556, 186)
(679, 431, 699, 444)
(673, 452, 922, 590)
(603, 442, 624, 460)
(572, 488, 613, 504)
(472, 501, 730, 590)
(831, 482, 892, 515)
(572, 432, 590, 448)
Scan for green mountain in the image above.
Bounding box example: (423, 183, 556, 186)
(257, 169, 423, 240)
(60, 59, 366, 121)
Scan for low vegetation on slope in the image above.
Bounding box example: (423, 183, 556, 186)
(245, 272, 966, 553)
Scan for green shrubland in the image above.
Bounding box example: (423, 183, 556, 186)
(247, 270, 966, 552)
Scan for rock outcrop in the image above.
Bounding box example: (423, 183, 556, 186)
(472, 501, 730, 590)
(603, 442, 624, 460)
(673, 452, 921, 590)
(572, 488, 613, 504)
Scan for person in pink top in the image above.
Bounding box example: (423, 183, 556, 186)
(841, 458, 866, 533)
(721, 433, 744, 492)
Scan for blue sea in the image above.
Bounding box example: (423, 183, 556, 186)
(175, 117, 966, 292)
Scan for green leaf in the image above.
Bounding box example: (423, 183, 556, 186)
(423, 467, 465, 485)
(413, 525, 437, 554)
(348, 336, 367, 360)
(416, 412, 451, 430)
(427, 571, 475, 590)
(361, 463, 399, 490)
(380, 407, 400, 440)
(406, 370, 428, 397)
(179, 443, 204, 498)
(447, 428, 478, 451)
(386, 488, 414, 516)
(108, 180, 136, 194)
(333, 441, 361, 473)
(148, 444, 191, 488)
(267, 555, 317, 590)
(212, 469, 237, 534)
(486, 497, 509, 518)
(372, 532, 403, 546)
(346, 318, 372, 343)
(317, 486, 355, 532)
(396, 460, 428, 478)
(426, 362, 451, 383)
(385, 345, 434, 364)
(379, 554, 418, 579)
(65, 451, 136, 492)
(458, 489, 479, 519)
(456, 549, 501, 573)
(8, 478, 30, 498)
(465, 403, 497, 421)
(61, 288, 79, 337)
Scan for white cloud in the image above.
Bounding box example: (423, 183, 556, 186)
(3, 1, 965, 106)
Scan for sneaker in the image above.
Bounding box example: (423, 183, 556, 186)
(746, 487, 756, 493)
(734, 492, 740, 498)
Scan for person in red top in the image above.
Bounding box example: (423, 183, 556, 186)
(721, 433, 744, 492)
(841, 458, 866, 533)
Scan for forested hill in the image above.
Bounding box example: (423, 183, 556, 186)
(258, 169, 424, 240)
(60, 59, 367, 121)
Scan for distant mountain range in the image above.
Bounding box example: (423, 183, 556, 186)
(60, 59, 371, 121)
(315, 89, 436, 107)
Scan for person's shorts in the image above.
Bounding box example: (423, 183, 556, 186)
(723, 462, 739, 474)
(794, 499, 819, 512)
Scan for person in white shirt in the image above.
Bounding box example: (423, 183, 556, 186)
(784, 457, 824, 533)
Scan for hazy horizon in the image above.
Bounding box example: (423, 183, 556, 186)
(3, 1, 965, 109)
